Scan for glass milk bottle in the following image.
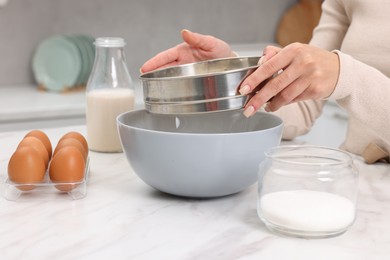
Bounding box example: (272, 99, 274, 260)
(86, 37, 135, 152)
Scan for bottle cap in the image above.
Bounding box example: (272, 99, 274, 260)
(94, 37, 126, 47)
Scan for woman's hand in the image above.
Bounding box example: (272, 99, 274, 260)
(239, 43, 340, 117)
(140, 29, 235, 73)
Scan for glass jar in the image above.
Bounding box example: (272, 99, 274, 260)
(257, 145, 359, 239)
(86, 37, 135, 153)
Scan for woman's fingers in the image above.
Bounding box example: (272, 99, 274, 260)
(239, 46, 293, 99)
(239, 45, 282, 97)
(266, 76, 310, 111)
(259, 45, 282, 65)
(242, 48, 303, 116)
(241, 43, 340, 117)
(140, 47, 180, 73)
(242, 67, 299, 116)
(141, 30, 231, 73)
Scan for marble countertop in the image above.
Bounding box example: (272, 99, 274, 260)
(0, 125, 389, 259)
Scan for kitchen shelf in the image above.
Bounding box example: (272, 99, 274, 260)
(0, 83, 144, 132)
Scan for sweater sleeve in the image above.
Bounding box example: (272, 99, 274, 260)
(312, 0, 390, 145)
(330, 51, 390, 144)
(309, 0, 349, 50)
(273, 100, 326, 140)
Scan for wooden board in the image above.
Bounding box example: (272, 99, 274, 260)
(276, 0, 323, 47)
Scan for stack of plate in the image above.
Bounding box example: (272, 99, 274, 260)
(32, 34, 95, 92)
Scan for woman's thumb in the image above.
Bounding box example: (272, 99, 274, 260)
(181, 29, 212, 50)
(181, 29, 199, 45)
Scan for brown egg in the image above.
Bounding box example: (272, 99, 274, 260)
(18, 136, 50, 169)
(8, 146, 46, 191)
(58, 132, 88, 152)
(53, 138, 88, 161)
(49, 146, 85, 192)
(25, 130, 52, 159)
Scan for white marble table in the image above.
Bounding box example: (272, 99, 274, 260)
(0, 125, 389, 260)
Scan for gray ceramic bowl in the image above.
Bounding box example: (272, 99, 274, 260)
(117, 109, 283, 198)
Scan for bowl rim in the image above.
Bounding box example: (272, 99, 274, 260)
(116, 109, 284, 137)
(139, 56, 261, 80)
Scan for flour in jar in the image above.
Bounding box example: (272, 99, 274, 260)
(259, 190, 356, 232)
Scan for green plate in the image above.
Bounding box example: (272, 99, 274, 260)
(74, 34, 95, 84)
(66, 35, 89, 86)
(32, 35, 82, 91)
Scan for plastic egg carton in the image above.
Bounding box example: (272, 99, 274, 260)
(3, 158, 90, 201)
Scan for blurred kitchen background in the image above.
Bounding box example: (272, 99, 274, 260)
(0, 0, 296, 85)
(0, 0, 348, 147)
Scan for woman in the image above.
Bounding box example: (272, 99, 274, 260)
(141, 0, 390, 163)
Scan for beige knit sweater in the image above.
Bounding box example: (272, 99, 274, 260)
(275, 0, 390, 161)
